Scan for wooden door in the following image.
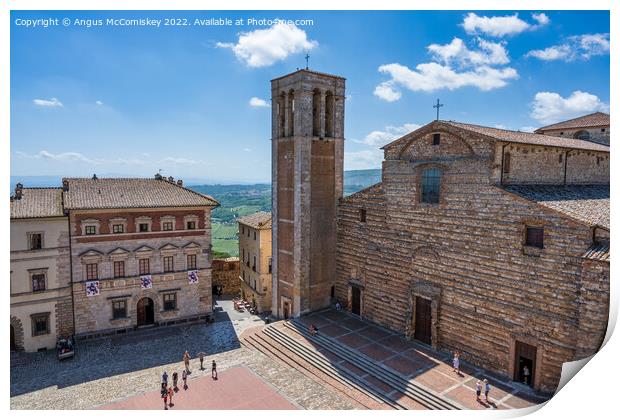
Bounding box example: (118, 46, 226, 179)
(414, 296, 432, 345)
(10, 325, 16, 351)
(283, 302, 290, 319)
(351, 286, 361, 315)
(137, 297, 154, 326)
(514, 341, 537, 386)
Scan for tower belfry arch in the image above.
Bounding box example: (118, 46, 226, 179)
(271, 69, 346, 318)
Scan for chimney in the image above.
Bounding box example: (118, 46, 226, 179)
(177, 179, 183, 187)
(155, 173, 163, 180)
(14, 183, 23, 200)
(92, 174, 98, 180)
(168, 176, 174, 183)
(62, 179, 69, 191)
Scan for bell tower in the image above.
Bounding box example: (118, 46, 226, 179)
(271, 69, 345, 318)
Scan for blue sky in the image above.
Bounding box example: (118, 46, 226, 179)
(10, 10, 610, 184)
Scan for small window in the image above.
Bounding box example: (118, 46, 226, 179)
(138, 258, 150, 275)
(268, 257, 272, 274)
(32, 273, 46, 292)
(85, 263, 98, 280)
(113, 261, 125, 278)
(601, 128, 606, 132)
(163, 256, 174, 273)
(112, 300, 127, 319)
(241, 226, 245, 235)
(85, 225, 96, 235)
(186, 221, 196, 230)
(420, 168, 441, 204)
(31, 313, 50, 336)
(253, 256, 257, 271)
(28, 233, 43, 250)
(359, 208, 367, 223)
(254, 231, 257, 240)
(187, 254, 197, 270)
(247, 229, 250, 237)
(432, 133, 441, 145)
(139, 223, 149, 232)
(525, 227, 544, 249)
(560, 132, 564, 135)
(163, 293, 177, 311)
(112, 224, 124, 234)
(559, 154, 563, 163)
(162, 222, 173, 231)
(503, 152, 511, 174)
(597, 157, 601, 166)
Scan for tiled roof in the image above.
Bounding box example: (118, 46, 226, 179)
(237, 211, 272, 230)
(62, 178, 219, 210)
(503, 184, 609, 229)
(10, 188, 65, 219)
(443, 121, 610, 152)
(535, 112, 610, 132)
(582, 241, 610, 262)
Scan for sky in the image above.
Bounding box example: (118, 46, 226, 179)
(10, 10, 610, 184)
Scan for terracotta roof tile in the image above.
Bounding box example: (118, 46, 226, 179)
(443, 121, 610, 152)
(63, 178, 219, 210)
(535, 112, 610, 132)
(503, 184, 609, 229)
(10, 188, 65, 219)
(237, 211, 272, 230)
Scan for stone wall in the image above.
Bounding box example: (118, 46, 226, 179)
(575, 259, 610, 359)
(540, 127, 610, 145)
(212, 258, 240, 295)
(336, 125, 609, 393)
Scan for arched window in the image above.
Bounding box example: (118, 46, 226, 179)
(421, 168, 442, 204)
(574, 130, 591, 140)
(325, 91, 334, 137)
(287, 90, 295, 137)
(312, 89, 321, 137)
(278, 92, 286, 138)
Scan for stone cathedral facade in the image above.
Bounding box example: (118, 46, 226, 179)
(271, 68, 610, 394)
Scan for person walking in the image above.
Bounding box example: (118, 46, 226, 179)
(484, 379, 491, 403)
(161, 383, 168, 410)
(212, 360, 218, 380)
(182, 368, 188, 389)
(475, 379, 482, 402)
(162, 371, 169, 387)
(183, 350, 191, 373)
(168, 385, 175, 407)
(452, 351, 460, 375)
(172, 371, 178, 390)
(198, 352, 206, 370)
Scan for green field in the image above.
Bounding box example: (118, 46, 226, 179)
(212, 222, 239, 257)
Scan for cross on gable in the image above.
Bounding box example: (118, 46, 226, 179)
(433, 99, 444, 121)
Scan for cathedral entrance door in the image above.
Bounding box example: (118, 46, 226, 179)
(351, 286, 361, 316)
(283, 301, 290, 319)
(414, 296, 432, 345)
(514, 341, 537, 386)
(137, 297, 155, 326)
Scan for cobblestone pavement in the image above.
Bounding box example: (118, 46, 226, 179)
(10, 298, 354, 410)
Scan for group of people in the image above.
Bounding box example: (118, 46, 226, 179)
(160, 350, 219, 410)
(453, 351, 493, 405)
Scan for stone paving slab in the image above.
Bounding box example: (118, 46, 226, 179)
(100, 365, 298, 410)
(357, 325, 395, 342)
(336, 332, 374, 349)
(358, 343, 396, 362)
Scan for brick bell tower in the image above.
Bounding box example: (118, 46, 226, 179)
(271, 69, 345, 318)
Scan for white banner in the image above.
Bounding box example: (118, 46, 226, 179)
(85, 281, 100, 297)
(140, 275, 153, 289)
(188, 270, 199, 284)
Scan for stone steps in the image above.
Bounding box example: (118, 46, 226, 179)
(242, 328, 400, 410)
(285, 319, 463, 410)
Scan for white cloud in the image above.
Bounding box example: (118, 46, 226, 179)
(462, 13, 532, 37)
(96, 100, 103, 106)
(519, 126, 537, 133)
(159, 157, 200, 166)
(376, 62, 518, 95)
(373, 82, 402, 102)
(353, 123, 421, 147)
(530, 91, 609, 124)
(216, 22, 318, 67)
(526, 33, 609, 61)
(428, 37, 509, 67)
(249, 97, 270, 108)
(243, 148, 252, 152)
(15, 150, 200, 167)
(532, 13, 550, 26)
(33, 97, 63, 107)
(344, 149, 384, 170)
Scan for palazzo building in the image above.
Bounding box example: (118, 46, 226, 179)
(238, 211, 272, 312)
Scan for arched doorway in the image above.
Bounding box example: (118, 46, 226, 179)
(10, 325, 16, 351)
(137, 297, 154, 326)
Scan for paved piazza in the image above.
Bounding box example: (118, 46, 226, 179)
(11, 298, 549, 410)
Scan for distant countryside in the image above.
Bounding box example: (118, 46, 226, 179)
(189, 169, 381, 258)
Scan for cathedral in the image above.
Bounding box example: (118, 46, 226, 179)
(270, 68, 610, 393)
